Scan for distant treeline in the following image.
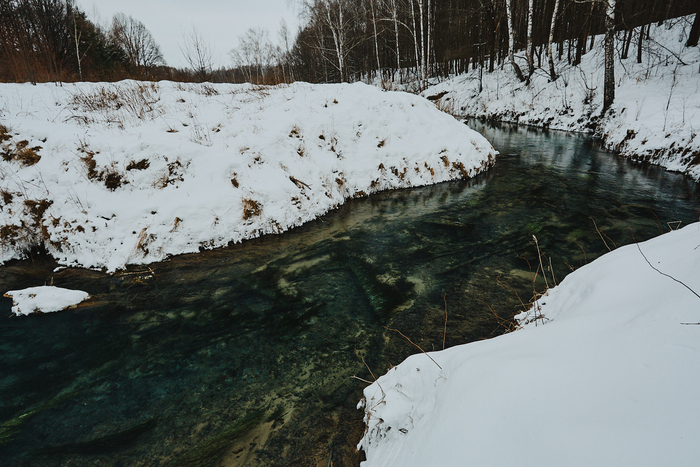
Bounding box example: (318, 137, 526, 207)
(287, 0, 699, 84)
(0, 0, 200, 82)
(1, 0, 698, 84)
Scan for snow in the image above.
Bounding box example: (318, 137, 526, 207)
(359, 222, 700, 466)
(423, 15, 700, 180)
(0, 81, 496, 271)
(4, 286, 90, 316)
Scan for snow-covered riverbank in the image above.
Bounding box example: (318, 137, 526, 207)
(0, 81, 495, 271)
(358, 222, 700, 466)
(424, 14, 700, 181)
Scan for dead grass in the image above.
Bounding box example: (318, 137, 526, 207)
(1, 125, 42, 167)
(126, 159, 150, 171)
(78, 143, 125, 191)
(155, 159, 187, 188)
(69, 82, 162, 127)
(242, 198, 262, 220)
(1, 189, 14, 205)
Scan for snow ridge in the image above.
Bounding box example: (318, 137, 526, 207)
(0, 81, 496, 271)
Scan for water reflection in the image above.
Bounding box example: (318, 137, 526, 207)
(1, 122, 698, 466)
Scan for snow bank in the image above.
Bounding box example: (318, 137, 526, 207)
(4, 286, 89, 316)
(359, 222, 700, 466)
(425, 15, 700, 180)
(0, 81, 495, 271)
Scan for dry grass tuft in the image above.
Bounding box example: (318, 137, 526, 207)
(126, 159, 150, 171)
(242, 198, 262, 220)
(155, 159, 187, 188)
(78, 143, 125, 191)
(1, 189, 14, 205)
(69, 82, 162, 127)
(1, 126, 42, 166)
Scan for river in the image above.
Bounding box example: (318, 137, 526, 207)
(1, 121, 698, 466)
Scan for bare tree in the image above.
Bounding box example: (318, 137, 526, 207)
(180, 26, 214, 81)
(230, 27, 276, 83)
(110, 13, 164, 73)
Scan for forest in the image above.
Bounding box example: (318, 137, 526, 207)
(1, 0, 699, 88)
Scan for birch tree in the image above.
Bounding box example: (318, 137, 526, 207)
(547, 0, 561, 81)
(603, 0, 616, 111)
(506, 0, 525, 82)
(526, 0, 534, 79)
(390, 0, 401, 81)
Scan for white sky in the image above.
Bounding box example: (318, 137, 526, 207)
(80, 0, 303, 69)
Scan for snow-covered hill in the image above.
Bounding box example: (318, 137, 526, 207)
(425, 15, 700, 180)
(0, 81, 495, 271)
(358, 222, 700, 466)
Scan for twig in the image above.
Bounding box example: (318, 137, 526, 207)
(590, 217, 611, 251)
(573, 240, 587, 264)
(354, 347, 385, 396)
(496, 275, 528, 310)
(667, 221, 682, 231)
(533, 235, 549, 289)
(442, 293, 447, 350)
(351, 375, 374, 384)
(478, 298, 515, 335)
(548, 256, 558, 286)
(383, 326, 442, 369)
(629, 229, 700, 301)
(649, 209, 664, 234)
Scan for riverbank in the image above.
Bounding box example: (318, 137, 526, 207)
(0, 81, 495, 271)
(423, 14, 700, 181)
(359, 220, 700, 466)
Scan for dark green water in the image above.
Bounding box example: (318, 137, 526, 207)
(1, 122, 698, 466)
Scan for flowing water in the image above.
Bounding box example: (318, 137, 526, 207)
(1, 121, 698, 466)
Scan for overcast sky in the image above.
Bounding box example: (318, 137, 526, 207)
(80, 0, 303, 69)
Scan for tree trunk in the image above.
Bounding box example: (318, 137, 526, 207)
(687, 11, 700, 47)
(637, 24, 645, 63)
(369, 0, 381, 74)
(418, 0, 427, 86)
(621, 28, 632, 59)
(410, 0, 421, 81)
(603, 0, 616, 113)
(324, 1, 345, 82)
(547, 0, 561, 81)
(526, 0, 534, 79)
(506, 0, 525, 82)
(574, 34, 584, 66)
(427, 0, 432, 79)
(391, 0, 401, 82)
